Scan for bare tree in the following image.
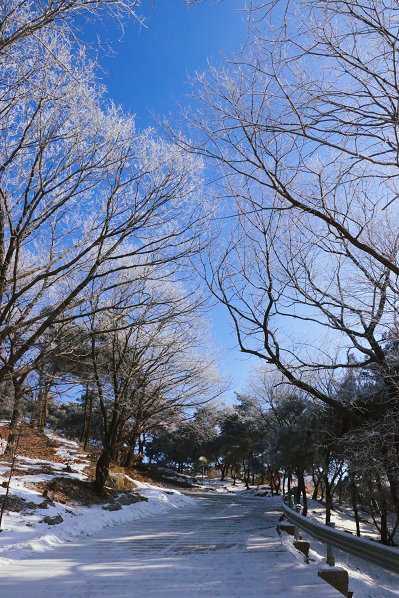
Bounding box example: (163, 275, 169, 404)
(0, 0, 143, 53)
(75, 271, 222, 491)
(0, 22, 209, 400)
(172, 0, 399, 427)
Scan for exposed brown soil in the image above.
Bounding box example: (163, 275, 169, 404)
(6, 465, 57, 477)
(125, 468, 164, 487)
(0, 426, 63, 462)
(28, 476, 147, 507)
(0, 494, 28, 513)
(130, 465, 194, 489)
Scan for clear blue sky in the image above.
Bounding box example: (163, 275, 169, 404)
(100, 0, 247, 126)
(99, 0, 257, 395)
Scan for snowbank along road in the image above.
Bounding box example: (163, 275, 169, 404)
(0, 492, 343, 597)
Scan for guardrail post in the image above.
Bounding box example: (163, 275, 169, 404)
(295, 504, 302, 540)
(289, 494, 294, 509)
(326, 522, 336, 566)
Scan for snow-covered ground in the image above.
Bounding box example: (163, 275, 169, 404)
(0, 491, 343, 597)
(195, 476, 399, 598)
(1, 435, 398, 598)
(0, 430, 193, 565)
(283, 497, 399, 598)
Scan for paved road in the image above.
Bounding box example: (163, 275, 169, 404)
(0, 491, 342, 597)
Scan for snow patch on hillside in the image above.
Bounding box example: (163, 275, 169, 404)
(0, 431, 193, 566)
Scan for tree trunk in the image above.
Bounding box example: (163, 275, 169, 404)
(10, 378, 24, 431)
(95, 408, 120, 493)
(243, 460, 250, 489)
(38, 383, 50, 432)
(312, 469, 320, 500)
(350, 479, 361, 537)
(324, 473, 333, 524)
(221, 464, 226, 481)
(376, 481, 389, 545)
(297, 469, 308, 516)
(6, 377, 26, 453)
(338, 477, 342, 506)
(95, 449, 112, 493)
(82, 388, 93, 450)
(274, 470, 281, 495)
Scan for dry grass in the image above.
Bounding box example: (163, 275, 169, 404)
(0, 426, 63, 462)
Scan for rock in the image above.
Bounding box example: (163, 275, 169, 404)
(42, 489, 48, 498)
(102, 503, 122, 511)
(64, 465, 73, 473)
(43, 514, 63, 525)
(26, 501, 37, 509)
(38, 501, 48, 509)
(107, 472, 125, 491)
(117, 493, 148, 506)
(1, 481, 9, 488)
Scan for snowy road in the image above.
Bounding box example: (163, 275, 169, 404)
(0, 491, 343, 597)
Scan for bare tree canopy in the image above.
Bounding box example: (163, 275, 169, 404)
(0, 0, 143, 52)
(173, 0, 399, 423)
(0, 21, 210, 383)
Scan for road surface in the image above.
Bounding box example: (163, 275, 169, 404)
(0, 491, 343, 597)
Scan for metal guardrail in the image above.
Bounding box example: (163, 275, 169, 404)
(282, 501, 399, 575)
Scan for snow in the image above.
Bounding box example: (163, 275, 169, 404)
(0, 491, 343, 597)
(0, 432, 193, 565)
(284, 497, 399, 598)
(1, 440, 398, 598)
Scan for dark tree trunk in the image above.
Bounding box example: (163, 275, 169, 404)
(243, 460, 250, 489)
(323, 473, 333, 524)
(273, 470, 281, 495)
(221, 464, 226, 481)
(38, 384, 50, 432)
(94, 407, 121, 493)
(81, 387, 93, 450)
(95, 449, 112, 493)
(350, 479, 361, 537)
(297, 469, 308, 516)
(376, 481, 389, 545)
(338, 477, 342, 506)
(6, 377, 26, 453)
(221, 463, 229, 481)
(312, 476, 320, 500)
(10, 378, 24, 431)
